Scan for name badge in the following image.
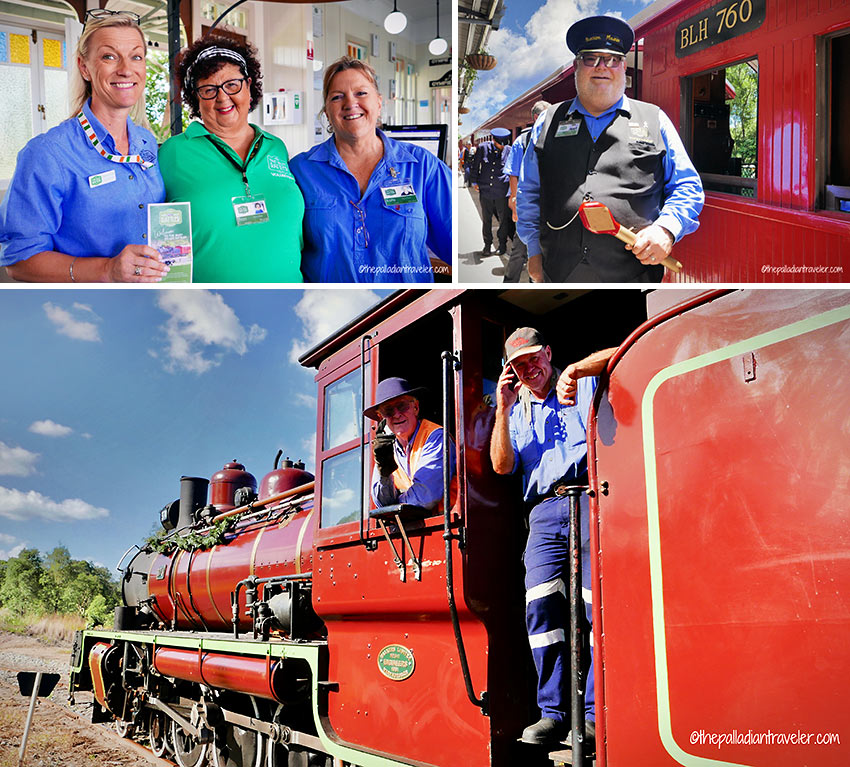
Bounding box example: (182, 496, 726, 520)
(88, 169, 116, 188)
(629, 121, 650, 139)
(381, 181, 418, 206)
(232, 195, 269, 226)
(555, 119, 582, 138)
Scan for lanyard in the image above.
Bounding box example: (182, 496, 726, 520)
(76, 112, 153, 169)
(206, 134, 264, 196)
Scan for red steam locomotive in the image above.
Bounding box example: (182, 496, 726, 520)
(70, 288, 850, 767)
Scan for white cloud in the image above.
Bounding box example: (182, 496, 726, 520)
(0, 486, 110, 522)
(29, 419, 73, 437)
(156, 290, 267, 374)
(301, 431, 317, 467)
(294, 393, 318, 409)
(43, 302, 101, 342)
(72, 303, 99, 317)
(0, 441, 39, 476)
(0, 533, 26, 560)
(465, 0, 620, 130)
(290, 290, 382, 364)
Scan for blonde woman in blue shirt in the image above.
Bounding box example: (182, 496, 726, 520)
(0, 12, 168, 282)
(290, 57, 452, 283)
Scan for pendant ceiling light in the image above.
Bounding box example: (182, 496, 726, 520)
(384, 0, 407, 34)
(428, 0, 447, 55)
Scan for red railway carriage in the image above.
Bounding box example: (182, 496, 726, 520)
(634, 0, 850, 280)
(475, 0, 850, 281)
(69, 289, 850, 767)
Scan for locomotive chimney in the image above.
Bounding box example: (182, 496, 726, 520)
(178, 476, 209, 529)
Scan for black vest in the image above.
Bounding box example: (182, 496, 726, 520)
(535, 98, 666, 282)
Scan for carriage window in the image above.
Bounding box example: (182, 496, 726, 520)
(825, 32, 850, 212)
(320, 449, 362, 527)
(323, 369, 369, 450)
(688, 58, 758, 197)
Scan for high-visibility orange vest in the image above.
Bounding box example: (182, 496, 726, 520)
(392, 419, 458, 512)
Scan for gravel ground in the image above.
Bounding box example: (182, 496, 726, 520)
(0, 631, 169, 767)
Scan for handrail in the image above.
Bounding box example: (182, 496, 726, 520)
(359, 333, 375, 549)
(211, 482, 314, 524)
(441, 350, 488, 715)
(566, 485, 589, 765)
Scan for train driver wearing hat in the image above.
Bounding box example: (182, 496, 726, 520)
(516, 15, 704, 283)
(365, 377, 457, 511)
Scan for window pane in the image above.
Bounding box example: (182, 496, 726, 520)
(323, 367, 372, 450)
(0, 64, 33, 179)
(9, 32, 29, 64)
(42, 38, 63, 69)
(320, 449, 361, 527)
(43, 67, 68, 129)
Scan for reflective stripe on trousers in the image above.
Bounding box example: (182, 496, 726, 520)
(524, 494, 595, 722)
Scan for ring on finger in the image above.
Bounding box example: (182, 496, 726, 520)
(134, 265, 142, 276)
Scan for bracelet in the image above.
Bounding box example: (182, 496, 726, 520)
(69, 257, 78, 283)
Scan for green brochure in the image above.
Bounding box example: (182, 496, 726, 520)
(147, 202, 193, 283)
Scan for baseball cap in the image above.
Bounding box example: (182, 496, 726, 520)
(504, 327, 546, 364)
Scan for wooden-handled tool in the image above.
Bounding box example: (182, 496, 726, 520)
(578, 201, 683, 273)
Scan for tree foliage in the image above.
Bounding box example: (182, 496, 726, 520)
(726, 60, 758, 173)
(145, 49, 193, 144)
(0, 546, 120, 621)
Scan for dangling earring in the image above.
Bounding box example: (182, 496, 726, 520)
(327, 123, 333, 134)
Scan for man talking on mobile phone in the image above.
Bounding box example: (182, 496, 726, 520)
(364, 377, 457, 511)
(489, 327, 616, 746)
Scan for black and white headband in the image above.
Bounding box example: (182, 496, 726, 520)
(186, 46, 247, 87)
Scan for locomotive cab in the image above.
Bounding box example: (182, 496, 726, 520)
(302, 289, 648, 767)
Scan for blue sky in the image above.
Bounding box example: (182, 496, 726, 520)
(0, 288, 387, 574)
(462, 0, 655, 132)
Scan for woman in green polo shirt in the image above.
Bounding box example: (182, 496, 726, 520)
(158, 37, 304, 282)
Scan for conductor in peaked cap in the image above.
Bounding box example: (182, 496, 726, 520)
(365, 378, 457, 512)
(469, 127, 513, 257)
(515, 15, 705, 283)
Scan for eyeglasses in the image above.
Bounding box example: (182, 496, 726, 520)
(578, 54, 626, 69)
(379, 400, 413, 419)
(196, 77, 247, 100)
(83, 9, 141, 29)
(349, 200, 370, 248)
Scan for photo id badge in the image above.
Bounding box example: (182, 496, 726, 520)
(555, 118, 582, 138)
(232, 195, 269, 226)
(380, 180, 418, 206)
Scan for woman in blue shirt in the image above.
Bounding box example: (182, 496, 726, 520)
(0, 12, 168, 282)
(290, 57, 451, 283)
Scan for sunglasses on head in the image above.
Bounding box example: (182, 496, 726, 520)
(83, 9, 141, 30)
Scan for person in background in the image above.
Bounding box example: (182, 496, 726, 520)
(517, 15, 704, 282)
(490, 327, 616, 746)
(158, 36, 304, 282)
(0, 11, 168, 282)
(462, 142, 476, 187)
(365, 378, 456, 511)
(290, 57, 452, 283)
(469, 127, 511, 256)
(502, 100, 550, 282)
